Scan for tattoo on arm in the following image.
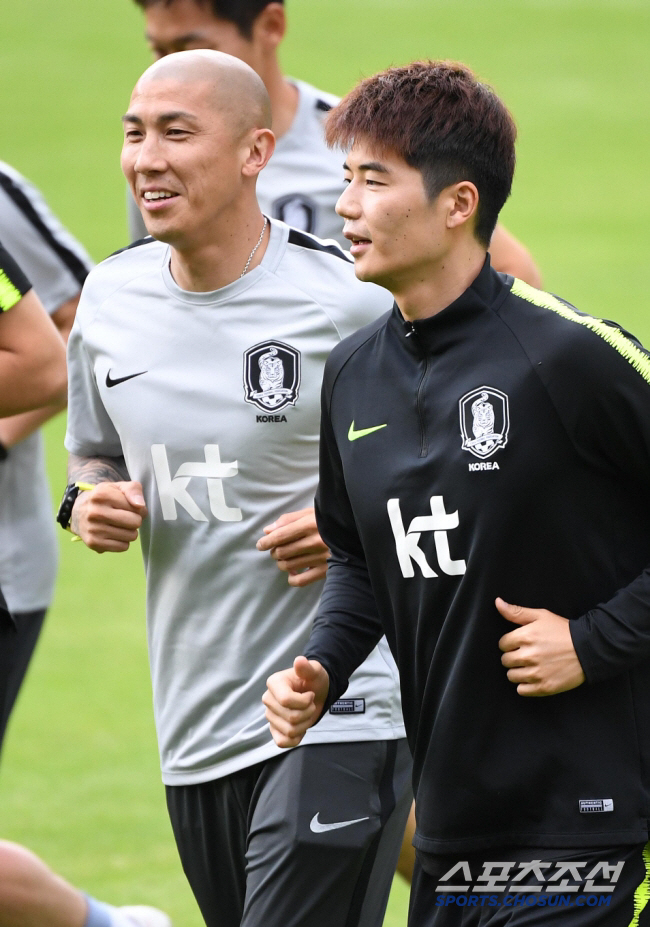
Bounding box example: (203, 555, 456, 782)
(67, 453, 129, 485)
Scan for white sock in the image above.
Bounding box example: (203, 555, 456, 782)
(84, 897, 140, 927)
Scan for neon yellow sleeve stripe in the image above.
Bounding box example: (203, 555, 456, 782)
(629, 842, 650, 926)
(511, 278, 650, 386)
(0, 268, 23, 312)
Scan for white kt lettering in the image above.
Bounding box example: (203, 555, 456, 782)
(151, 444, 242, 522)
(388, 496, 466, 579)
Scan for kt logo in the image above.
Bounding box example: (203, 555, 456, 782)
(388, 496, 466, 579)
(151, 444, 242, 522)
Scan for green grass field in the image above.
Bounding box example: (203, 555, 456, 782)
(1, 1, 649, 924)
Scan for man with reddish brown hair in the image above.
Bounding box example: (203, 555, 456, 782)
(265, 60, 650, 924)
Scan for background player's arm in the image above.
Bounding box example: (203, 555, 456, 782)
(256, 508, 329, 587)
(50, 293, 80, 343)
(0, 164, 91, 446)
(0, 293, 80, 448)
(67, 453, 147, 553)
(489, 224, 542, 287)
(0, 288, 67, 416)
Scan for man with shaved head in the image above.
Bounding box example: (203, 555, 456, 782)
(61, 50, 411, 927)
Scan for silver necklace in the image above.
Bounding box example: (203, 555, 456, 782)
(240, 217, 268, 278)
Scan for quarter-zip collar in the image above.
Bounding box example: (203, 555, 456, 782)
(389, 255, 511, 356)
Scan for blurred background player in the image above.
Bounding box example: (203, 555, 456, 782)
(64, 51, 410, 927)
(0, 162, 93, 753)
(129, 0, 542, 286)
(0, 240, 170, 927)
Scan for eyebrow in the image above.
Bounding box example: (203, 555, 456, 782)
(342, 161, 390, 174)
(145, 31, 209, 48)
(122, 111, 199, 126)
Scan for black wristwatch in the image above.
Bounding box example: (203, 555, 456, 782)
(56, 482, 94, 531)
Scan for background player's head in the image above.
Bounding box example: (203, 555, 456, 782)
(327, 61, 517, 290)
(121, 49, 273, 249)
(133, 0, 286, 80)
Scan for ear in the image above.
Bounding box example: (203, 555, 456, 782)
(446, 181, 479, 231)
(251, 3, 286, 51)
(242, 128, 276, 178)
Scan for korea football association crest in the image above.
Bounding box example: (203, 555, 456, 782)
(459, 386, 509, 459)
(243, 340, 301, 413)
(272, 193, 317, 234)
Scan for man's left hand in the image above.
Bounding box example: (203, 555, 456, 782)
(256, 508, 329, 587)
(496, 598, 585, 696)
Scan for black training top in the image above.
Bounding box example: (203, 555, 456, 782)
(306, 256, 650, 854)
(0, 241, 31, 311)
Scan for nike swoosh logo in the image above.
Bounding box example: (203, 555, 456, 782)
(348, 421, 388, 442)
(309, 813, 370, 834)
(106, 369, 147, 388)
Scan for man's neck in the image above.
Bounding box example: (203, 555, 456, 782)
(393, 240, 487, 322)
(259, 57, 299, 140)
(169, 207, 269, 292)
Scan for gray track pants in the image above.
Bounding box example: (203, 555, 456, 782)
(167, 738, 413, 927)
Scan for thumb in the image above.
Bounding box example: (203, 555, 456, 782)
(116, 480, 146, 510)
(293, 656, 320, 685)
(263, 510, 305, 533)
(495, 597, 537, 625)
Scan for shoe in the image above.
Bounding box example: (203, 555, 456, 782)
(118, 906, 172, 927)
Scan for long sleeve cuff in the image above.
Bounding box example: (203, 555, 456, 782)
(570, 569, 650, 684)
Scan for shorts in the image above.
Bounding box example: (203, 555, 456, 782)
(166, 737, 412, 927)
(409, 842, 650, 926)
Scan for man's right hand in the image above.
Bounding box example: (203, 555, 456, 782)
(71, 481, 147, 553)
(263, 657, 330, 748)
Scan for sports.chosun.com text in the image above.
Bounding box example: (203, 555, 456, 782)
(435, 894, 611, 909)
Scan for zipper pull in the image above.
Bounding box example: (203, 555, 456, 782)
(404, 322, 417, 338)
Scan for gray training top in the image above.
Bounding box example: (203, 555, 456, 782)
(66, 219, 405, 785)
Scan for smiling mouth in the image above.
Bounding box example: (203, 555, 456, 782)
(141, 191, 179, 203)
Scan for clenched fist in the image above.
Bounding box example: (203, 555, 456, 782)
(71, 481, 148, 553)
